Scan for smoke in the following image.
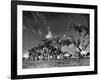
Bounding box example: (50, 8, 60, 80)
(46, 31, 53, 39)
(45, 26, 53, 39)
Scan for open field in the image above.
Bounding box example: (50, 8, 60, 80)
(23, 58, 90, 69)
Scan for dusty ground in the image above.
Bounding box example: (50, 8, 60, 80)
(23, 58, 90, 69)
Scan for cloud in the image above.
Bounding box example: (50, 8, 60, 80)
(38, 29, 42, 35)
(31, 28, 36, 33)
(23, 25, 29, 31)
(23, 25, 37, 34)
(31, 12, 38, 23)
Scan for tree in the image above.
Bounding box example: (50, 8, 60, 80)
(70, 23, 90, 57)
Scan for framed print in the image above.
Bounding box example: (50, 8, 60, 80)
(11, 1, 97, 79)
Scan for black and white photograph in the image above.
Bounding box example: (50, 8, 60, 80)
(22, 11, 90, 69)
(11, 1, 97, 79)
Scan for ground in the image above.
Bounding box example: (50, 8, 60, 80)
(23, 58, 90, 69)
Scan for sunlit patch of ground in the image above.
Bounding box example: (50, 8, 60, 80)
(23, 58, 89, 69)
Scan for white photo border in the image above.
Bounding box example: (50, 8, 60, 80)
(17, 5, 95, 75)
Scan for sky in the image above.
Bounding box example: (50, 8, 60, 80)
(22, 11, 89, 55)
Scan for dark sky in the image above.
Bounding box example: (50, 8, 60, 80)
(22, 11, 89, 55)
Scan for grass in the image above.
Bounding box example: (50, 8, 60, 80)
(23, 58, 90, 69)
